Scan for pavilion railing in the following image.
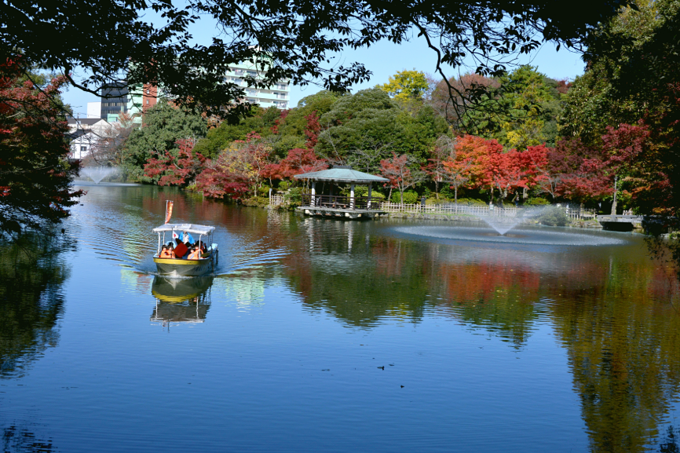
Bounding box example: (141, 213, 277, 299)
(301, 194, 378, 210)
(293, 195, 598, 219)
(378, 202, 598, 219)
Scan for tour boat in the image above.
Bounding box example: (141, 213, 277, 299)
(152, 223, 218, 277)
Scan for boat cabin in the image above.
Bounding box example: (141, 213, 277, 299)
(152, 223, 218, 277)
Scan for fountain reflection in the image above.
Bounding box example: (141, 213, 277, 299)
(394, 225, 626, 247)
(150, 276, 213, 326)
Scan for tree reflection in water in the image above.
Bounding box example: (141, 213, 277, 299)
(0, 230, 72, 378)
(657, 425, 680, 452)
(277, 216, 680, 450)
(2, 425, 56, 452)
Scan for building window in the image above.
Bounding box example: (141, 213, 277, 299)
(80, 146, 88, 152)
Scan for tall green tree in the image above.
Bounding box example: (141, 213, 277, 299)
(560, 0, 680, 214)
(315, 88, 446, 173)
(122, 102, 208, 181)
(458, 66, 563, 148)
(193, 106, 280, 159)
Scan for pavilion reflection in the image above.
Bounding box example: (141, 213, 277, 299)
(150, 276, 213, 327)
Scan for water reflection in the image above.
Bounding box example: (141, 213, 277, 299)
(550, 267, 680, 452)
(279, 216, 680, 449)
(10, 185, 680, 452)
(150, 276, 213, 327)
(0, 231, 71, 379)
(1, 425, 57, 452)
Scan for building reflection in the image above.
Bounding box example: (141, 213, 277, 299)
(150, 276, 213, 327)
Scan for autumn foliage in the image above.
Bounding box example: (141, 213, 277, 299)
(0, 57, 82, 235)
(143, 139, 206, 186)
(195, 133, 272, 199)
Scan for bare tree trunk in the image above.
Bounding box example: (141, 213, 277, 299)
(610, 175, 618, 215)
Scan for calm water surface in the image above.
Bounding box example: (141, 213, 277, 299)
(3, 184, 680, 452)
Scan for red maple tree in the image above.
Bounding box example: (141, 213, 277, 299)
(143, 138, 206, 186)
(0, 56, 82, 234)
(195, 132, 272, 198)
(380, 152, 423, 204)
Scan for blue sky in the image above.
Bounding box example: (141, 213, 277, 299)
(63, 26, 587, 118)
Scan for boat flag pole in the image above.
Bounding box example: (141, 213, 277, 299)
(165, 200, 174, 224)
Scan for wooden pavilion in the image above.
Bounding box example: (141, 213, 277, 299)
(293, 166, 388, 219)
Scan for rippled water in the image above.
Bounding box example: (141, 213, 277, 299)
(2, 184, 680, 452)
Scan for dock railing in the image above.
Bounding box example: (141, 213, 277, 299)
(300, 194, 377, 210)
(276, 194, 599, 220)
(378, 202, 598, 220)
(270, 194, 286, 206)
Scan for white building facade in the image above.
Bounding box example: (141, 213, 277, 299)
(67, 118, 113, 159)
(225, 59, 290, 109)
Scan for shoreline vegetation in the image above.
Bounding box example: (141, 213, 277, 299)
(73, 0, 680, 233)
(7, 0, 679, 242)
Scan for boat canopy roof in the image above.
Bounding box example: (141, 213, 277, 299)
(153, 223, 215, 235)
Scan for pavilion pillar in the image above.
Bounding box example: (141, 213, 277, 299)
(311, 182, 316, 207)
(350, 184, 355, 209)
(367, 184, 372, 209)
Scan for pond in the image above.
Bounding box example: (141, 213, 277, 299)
(2, 183, 680, 452)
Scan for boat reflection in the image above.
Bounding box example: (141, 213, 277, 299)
(150, 276, 213, 326)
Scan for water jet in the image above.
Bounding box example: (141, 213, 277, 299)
(81, 166, 119, 184)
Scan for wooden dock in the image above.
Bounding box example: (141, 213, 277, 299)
(597, 215, 643, 231)
(300, 206, 386, 219)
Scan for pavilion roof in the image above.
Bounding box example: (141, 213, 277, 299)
(293, 166, 388, 184)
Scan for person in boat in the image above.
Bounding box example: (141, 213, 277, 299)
(181, 231, 195, 246)
(159, 245, 168, 258)
(187, 245, 201, 260)
(168, 243, 176, 258)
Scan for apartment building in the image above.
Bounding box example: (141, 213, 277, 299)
(225, 60, 290, 109)
(100, 82, 129, 122)
(127, 83, 159, 123)
(122, 59, 291, 123)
